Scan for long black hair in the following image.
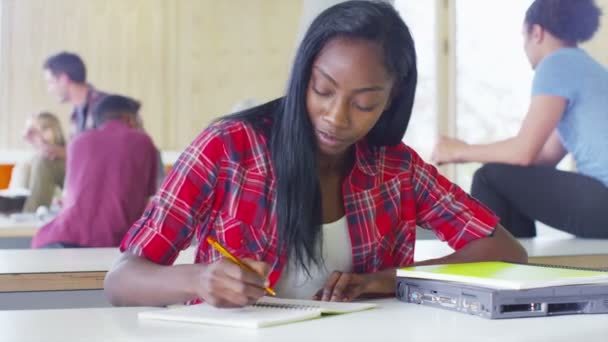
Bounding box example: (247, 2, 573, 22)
(225, 0, 417, 273)
(525, 0, 602, 44)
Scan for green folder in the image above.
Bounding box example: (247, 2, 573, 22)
(397, 261, 608, 289)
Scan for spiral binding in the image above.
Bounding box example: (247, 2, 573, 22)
(252, 303, 320, 311)
(513, 261, 608, 272)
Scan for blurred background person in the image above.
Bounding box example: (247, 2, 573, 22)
(9, 111, 66, 212)
(32, 95, 159, 248)
(432, 0, 608, 238)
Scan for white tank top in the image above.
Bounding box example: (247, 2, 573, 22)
(273, 217, 353, 299)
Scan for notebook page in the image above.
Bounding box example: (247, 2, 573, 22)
(138, 303, 321, 329)
(256, 296, 378, 314)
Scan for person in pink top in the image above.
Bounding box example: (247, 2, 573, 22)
(32, 95, 159, 248)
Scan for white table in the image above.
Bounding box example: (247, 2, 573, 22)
(0, 149, 34, 165)
(2, 299, 607, 342)
(161, 150, 181, 166)
(0, 215, 46, 249)
(0, 216, 44, 238)
(415, 237, 608, 268)
(0, 149, 181, 167)
(519, 237, 608, 256)
(0, 248, 195, 310)
(2, 238, 607, 309)
(2, 238, 605, 286)
(415, 237, 608, 259)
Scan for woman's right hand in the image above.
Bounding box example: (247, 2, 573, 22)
(195, 258, 271, 308)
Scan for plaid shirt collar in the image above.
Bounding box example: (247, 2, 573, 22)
(354, 139, 379, 177)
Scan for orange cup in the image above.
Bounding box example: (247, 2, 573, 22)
(0, 164, 14, 190)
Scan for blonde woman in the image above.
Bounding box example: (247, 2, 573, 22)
(10, 112, 66, 212)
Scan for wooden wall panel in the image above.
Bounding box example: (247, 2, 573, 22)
(3, 0, 604, 152)
(169, 0, 300, 148)
(0, 0, 302, 150)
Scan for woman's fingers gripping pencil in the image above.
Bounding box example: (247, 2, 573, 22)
(206, 237, 276, 296)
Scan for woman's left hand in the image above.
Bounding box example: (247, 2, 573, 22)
(313, 270, 395, 302)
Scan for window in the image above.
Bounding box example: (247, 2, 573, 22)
(394, 1, 547, 192)
(453, 0, 534, 190)
(394, 1, 437, 161)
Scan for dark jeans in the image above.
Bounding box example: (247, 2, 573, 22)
(471, 163, 608, 238)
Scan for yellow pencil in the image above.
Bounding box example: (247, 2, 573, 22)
(206, 237, 276, 296)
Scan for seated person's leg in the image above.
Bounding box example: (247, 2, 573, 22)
(23, 155, 65, 212)
(472, 164, 536, 237)
(472, 163, 608, 239)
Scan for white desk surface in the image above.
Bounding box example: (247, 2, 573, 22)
(161, 150, 181, 165)
(1, 237, 607, 275)
(0, 149, 34, 164)
(0, 247, 196, 274)
(0, 216, 44, 238)
(518, 237, 608, 256)
(2, 298, 607, 342)
(0, 149, 181, 166)
(414, 237, 608, 261)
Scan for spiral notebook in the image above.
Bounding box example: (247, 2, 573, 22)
(397, 261, 608, 290)
(138, 297, 378, 328)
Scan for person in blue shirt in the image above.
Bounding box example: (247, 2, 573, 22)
(432, 0, 608, 238)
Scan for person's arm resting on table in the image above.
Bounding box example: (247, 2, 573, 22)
(315, 224, 526, 302)
(104, 252, 270, 308)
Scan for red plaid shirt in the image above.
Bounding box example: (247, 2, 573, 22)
(121, 119, 498, 288)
